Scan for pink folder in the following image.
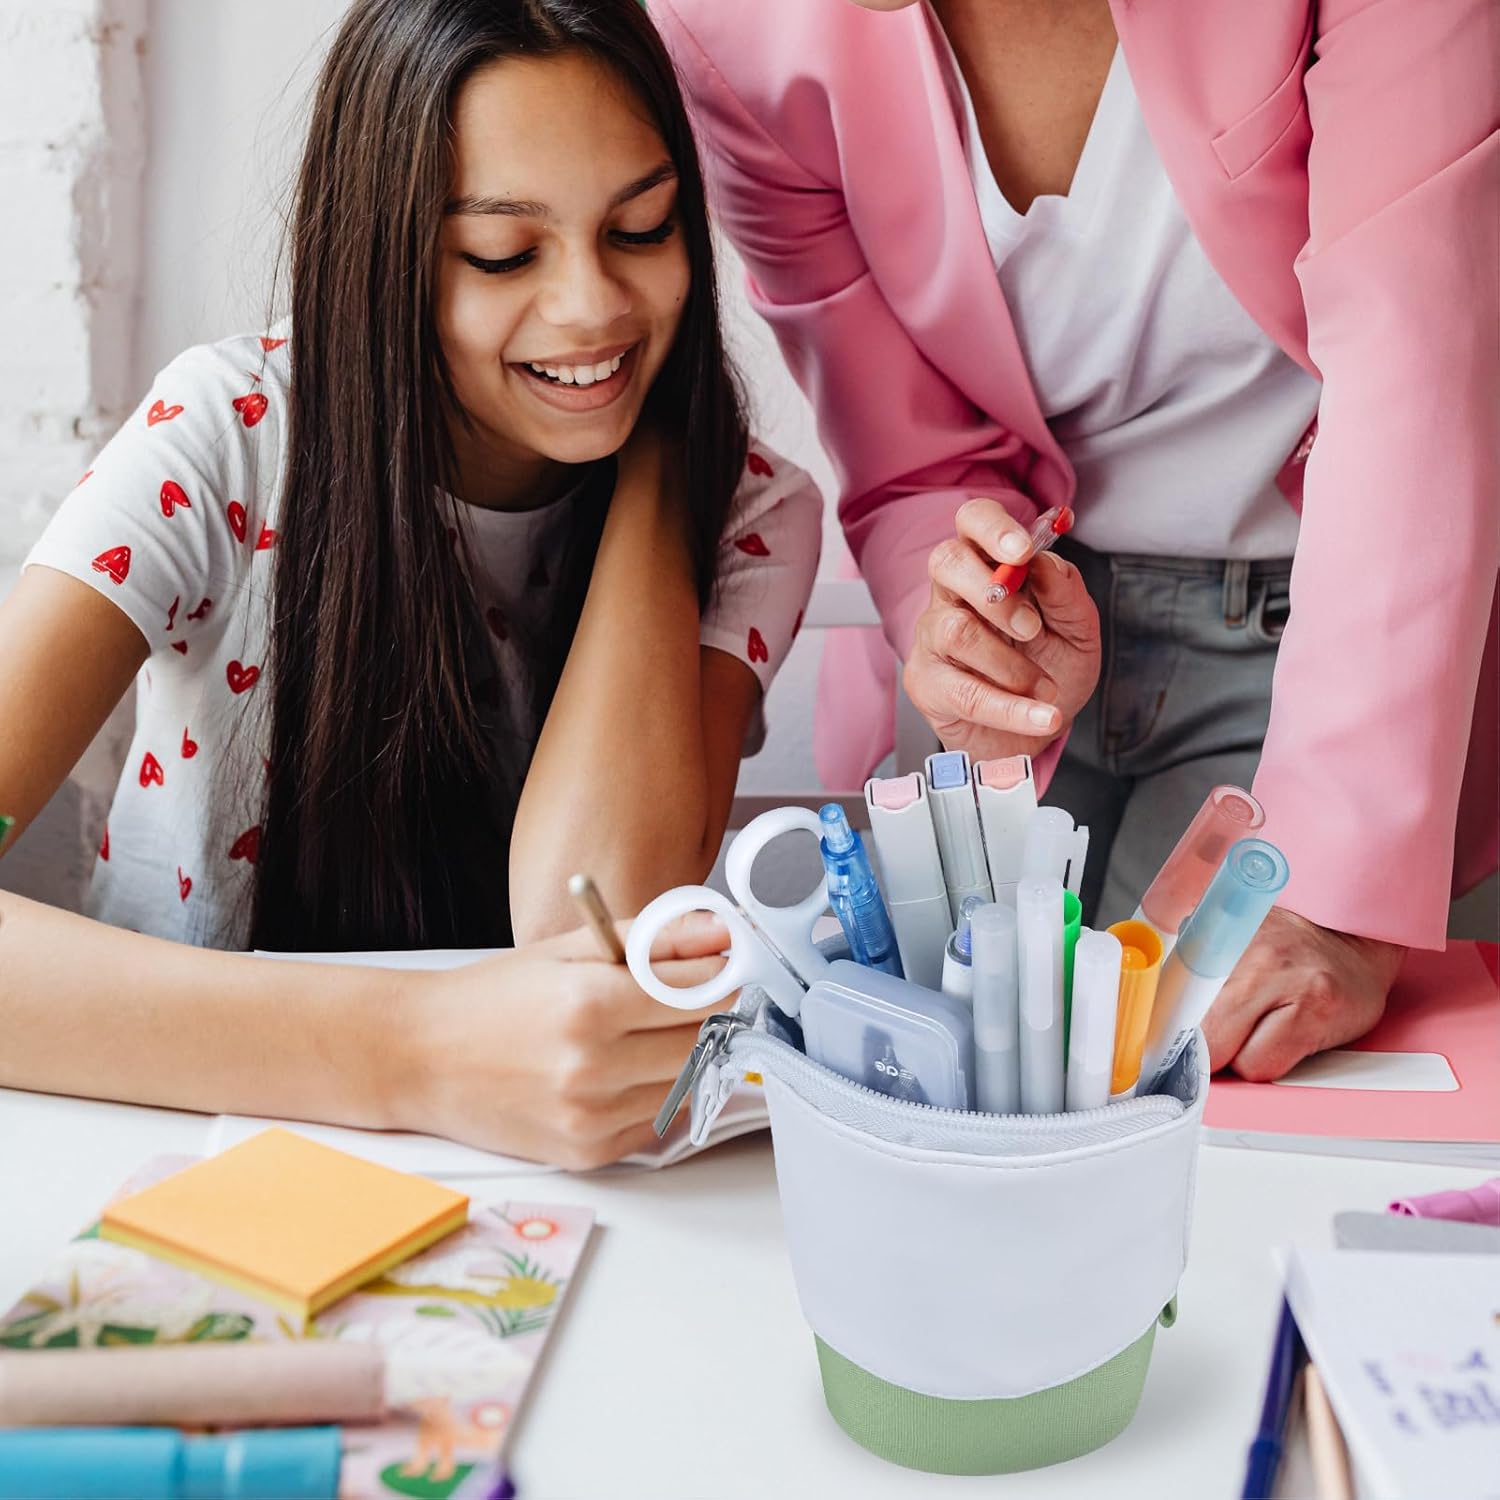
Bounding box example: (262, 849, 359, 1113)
(1203, 940, 1500, 1143)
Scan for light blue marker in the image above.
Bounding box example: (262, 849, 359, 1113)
(818, 803, 903, 977)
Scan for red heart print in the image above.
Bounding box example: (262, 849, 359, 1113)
(181, 727, 198, 759)
(747, 626, 769, 664)
(226, 502, 247, 543)
(232, 393, 268, 428)
(229, 826, 261, 865)
(259, 336, 287, 352)
(147, 400, 184, 426)
(485, 607, 509, 642)
(160, 479, 191, 518)
(186, 597, 213, 622)
(734, 532, 770, 557)
(178, 868, 192, 902)
(139, 751, 164, 788)
(166, 595, 180, 631)
(92, 546, 131, 585)
(225, 660, 260, 694)
(255, 524, 276, 551)
(99, 826, 110, 862)
(746, 452, 774, 478)
(171, 641, 189, 655)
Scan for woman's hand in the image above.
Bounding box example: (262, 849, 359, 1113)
(395, 914, 732, 1170)
(1201, 908, 1405, 1081)
(903, 499, 1102, 763)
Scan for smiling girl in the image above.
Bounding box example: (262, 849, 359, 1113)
(0, 0, 820, 1167)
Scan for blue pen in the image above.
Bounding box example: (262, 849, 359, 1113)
(818, 803, 903, 977)
(1241, 1298, 1306, 1500)
(0, 1426, 342, 1500)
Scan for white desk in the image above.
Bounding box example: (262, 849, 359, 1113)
(0, 1087, 1480, 1500)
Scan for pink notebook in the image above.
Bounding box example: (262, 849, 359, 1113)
(1203, 940, 1500, 1164)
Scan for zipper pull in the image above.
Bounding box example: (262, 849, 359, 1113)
(654, 1013, 750, 1140)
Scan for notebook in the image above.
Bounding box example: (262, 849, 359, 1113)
(1, 1156, 593, 1499)
(100, 1129, 470, 1327)
(1203, 941, 1500, 1166)
(232, 946, 771, 1177)
(1282, 1248, 1500, 1500)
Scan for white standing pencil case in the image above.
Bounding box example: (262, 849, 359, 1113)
(683, 968, 1207, 1475)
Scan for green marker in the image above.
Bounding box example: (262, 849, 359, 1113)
(1062, 888, 1082, 1062)
(0, 815, 12, 851)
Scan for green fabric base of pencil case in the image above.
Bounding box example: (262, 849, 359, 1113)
(699, 1008, 1206, 1476)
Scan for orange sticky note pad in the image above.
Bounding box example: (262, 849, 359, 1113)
(99, 1128, 469, 1327)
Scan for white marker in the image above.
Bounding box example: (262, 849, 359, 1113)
(925, 750, 994, 921)
(1016, 876, 1066, 1114)
(973, 755, 1037, 892)
(1137, 838, 1290, 1093)
(863, 774, 952, 991)
(970, 902, 1021, 1114)
(1020, 806, 1089, 895)
(1065, 928, 1124, 1113)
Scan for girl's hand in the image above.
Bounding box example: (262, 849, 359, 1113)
(395, 914, 731, 1170)
(903, 499, 1102, 764)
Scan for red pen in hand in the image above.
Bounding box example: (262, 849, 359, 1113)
(985, 506, 1075, 605)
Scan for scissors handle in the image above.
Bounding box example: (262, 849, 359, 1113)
(725, 807, 832, 987)
(626, 885, 804, 1017)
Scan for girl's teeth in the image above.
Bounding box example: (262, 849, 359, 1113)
(525, 351, 629, 385)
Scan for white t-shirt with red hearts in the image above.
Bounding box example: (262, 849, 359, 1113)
(25, 330, 822, 948)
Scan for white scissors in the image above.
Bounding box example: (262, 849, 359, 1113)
(625, 806, 834, 1021)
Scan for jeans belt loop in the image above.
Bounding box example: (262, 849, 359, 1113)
(1222, 559, 1251, 629)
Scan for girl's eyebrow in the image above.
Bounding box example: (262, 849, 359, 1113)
(446, 161, 678, 218)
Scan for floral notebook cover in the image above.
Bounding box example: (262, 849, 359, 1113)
(0, 1155, 595, 1499)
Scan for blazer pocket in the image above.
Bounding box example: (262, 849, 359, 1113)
(1211, 13, 1314, 181)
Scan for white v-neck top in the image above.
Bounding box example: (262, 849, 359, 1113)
(937, 32, 1319, 559)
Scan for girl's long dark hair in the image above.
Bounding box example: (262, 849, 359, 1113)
(249, 0, 746, 952)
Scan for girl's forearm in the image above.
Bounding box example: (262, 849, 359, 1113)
(0, 890, 411, 1124)
(511, 444, 713, 938)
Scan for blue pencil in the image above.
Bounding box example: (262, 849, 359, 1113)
(1241, 1297, 1307, 1499)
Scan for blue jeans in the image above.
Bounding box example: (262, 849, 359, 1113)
(1045, 537, 1294, 929)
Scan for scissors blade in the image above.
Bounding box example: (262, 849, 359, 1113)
(736, 904, 810, 993)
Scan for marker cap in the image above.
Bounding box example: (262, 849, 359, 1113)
(1138, 786, 1266, 937)
(1105, 920, 1164, 1096)
(1176, 838, 1290, 980)
(1020, 807, 1089, 893)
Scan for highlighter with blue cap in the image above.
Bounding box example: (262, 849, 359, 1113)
(817, 803, 903, 977)
(1136, 836, 1290, 1093)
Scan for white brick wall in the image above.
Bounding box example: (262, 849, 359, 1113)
(0, 0, 146, 580)
(0, 0, 146, 908)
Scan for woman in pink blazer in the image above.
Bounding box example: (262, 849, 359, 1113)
(650, 0, 1498, 1078)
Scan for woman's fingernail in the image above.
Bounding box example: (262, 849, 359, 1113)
(1011, 607, 1040, 638)
(999, 533, 1028, 561)
(1028, 704, 1057, 728)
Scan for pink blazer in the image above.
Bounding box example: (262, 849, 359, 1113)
(652, 0, 1498, 950)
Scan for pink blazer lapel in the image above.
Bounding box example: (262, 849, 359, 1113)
(830, 4, 1065, 477)
(1110, 0, 1315, 371)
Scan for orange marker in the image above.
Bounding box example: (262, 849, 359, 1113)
(1105, 919, 1164, 1099)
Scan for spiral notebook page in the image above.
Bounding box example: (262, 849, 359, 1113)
(206, 948, 770, 1175)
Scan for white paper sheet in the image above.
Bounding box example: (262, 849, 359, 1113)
(1284, 1248, 1500, 1500)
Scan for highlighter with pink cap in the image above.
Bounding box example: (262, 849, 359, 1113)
(1131, 784, 1265, 958)
(974, 755, 1038, 900)
(863, 774, 953, 990)
(1388, 1177, 1500, 1226)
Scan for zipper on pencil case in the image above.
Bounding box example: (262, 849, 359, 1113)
(719, 1021, 1187, 1157)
